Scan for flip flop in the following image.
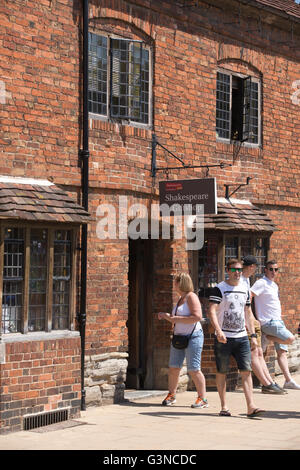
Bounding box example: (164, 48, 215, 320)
(247, 408, 265, 418)
(219, 409, 231, 416)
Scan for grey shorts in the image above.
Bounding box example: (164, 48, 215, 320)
(261, 320, 293, 352)
(214, 335, 252, 374)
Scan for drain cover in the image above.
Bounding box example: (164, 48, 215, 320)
(29, 420, 88, 433)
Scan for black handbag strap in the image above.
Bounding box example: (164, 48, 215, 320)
(173, 296, 197, 337)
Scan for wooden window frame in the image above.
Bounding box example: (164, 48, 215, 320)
(0, 222, 79, 335)
(88, 31, 153, 128)
(216, 68, 261, 147)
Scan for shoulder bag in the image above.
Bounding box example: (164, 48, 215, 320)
(171, 298, 196, 350)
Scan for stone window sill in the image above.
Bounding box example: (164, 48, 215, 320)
(1, 330, 80, 343)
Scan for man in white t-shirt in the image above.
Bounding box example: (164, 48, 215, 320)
(209, 258, 265, 418)
(241, 255, 285, 394)
(251, 260, 300, 390)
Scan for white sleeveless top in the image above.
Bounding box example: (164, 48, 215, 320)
(172, 300, 202, 335)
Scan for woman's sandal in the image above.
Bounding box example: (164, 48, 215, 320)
(219, 409, 231, 416)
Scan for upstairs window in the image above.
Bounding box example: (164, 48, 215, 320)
(88, 32, 151, 125)
(216, 70, 261, 145)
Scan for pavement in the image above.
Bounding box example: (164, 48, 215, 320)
(1, 373, 300, 451)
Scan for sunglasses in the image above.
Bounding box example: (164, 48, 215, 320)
(268, 267, 279, 272)
(228, 268, 243, 273)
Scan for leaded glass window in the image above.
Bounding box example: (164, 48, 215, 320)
(89, 34, 108, 115)
(216, 72, 231, 139)
(2, 228, 24, 333)
(1, 226, 76, 334)
(29, 229, 48, 331)
(198, 237, 219, 317)
(253, 237, 268, 281)
(216, 70, 260, 145)
(88, 32, 150, 125)
(52, 230, 71, 330)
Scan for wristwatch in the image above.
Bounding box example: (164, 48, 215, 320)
(250, 333, 258, 338)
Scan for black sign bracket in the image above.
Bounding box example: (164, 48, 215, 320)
(151, 133, 231, 178)
(224, 177, 253, 199)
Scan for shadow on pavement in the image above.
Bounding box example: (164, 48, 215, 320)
(135, 410, 244, 419)
(121, 401, 300, 420)
(120, 400, 164, 407)
(252, 410, 300, 420)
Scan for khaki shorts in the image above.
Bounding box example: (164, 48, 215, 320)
(248, 319, 262, 348)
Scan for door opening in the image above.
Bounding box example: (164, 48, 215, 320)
(126, 238, 154, 390)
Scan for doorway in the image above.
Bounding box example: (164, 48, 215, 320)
(126, 238, 154, 390)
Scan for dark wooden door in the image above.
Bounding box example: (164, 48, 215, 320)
(126, 239, 154, 389)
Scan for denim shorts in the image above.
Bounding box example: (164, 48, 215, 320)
(169, 329, 204, 372)
(261, 320, 293, 352)
(214, 335, 252, 374)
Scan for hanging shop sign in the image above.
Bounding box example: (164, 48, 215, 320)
(159, 177, 217, 215)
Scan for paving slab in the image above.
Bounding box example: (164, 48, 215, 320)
(1, 374, 300, 451)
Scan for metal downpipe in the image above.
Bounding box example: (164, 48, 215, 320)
(79, 0, 89, 412)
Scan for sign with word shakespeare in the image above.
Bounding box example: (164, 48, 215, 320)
(159, 178, 217, 215)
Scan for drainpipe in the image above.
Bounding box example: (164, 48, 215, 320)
(79, 0, 89, 412)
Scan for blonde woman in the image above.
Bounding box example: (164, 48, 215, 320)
(158, 272, 208, 408)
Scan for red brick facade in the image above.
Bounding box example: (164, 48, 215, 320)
(0, 0, 299, 432)
(0, 335, 81, 433)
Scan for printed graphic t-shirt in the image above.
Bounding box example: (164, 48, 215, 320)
(209, 281, 251, 338)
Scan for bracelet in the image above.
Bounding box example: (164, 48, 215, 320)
(250, 333, 257, 338)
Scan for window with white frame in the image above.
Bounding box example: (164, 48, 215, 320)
(1, 226, 77, 334)
(88, 32, 151, 125)
(216, 70, 261, 145)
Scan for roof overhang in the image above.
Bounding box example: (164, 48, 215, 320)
(193, 197, 276, 233)
(0, 176, 91, 224)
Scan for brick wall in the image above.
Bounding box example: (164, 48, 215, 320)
(0, 0, 81, 186)
(1, 1, 299, 200)
(0, 336, 81, 434)
(85, 0, 300, 335)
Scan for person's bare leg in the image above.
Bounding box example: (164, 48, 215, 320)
(266, 334, 294, 346)
(189, 370, 206, 398)
(276, 349, 292, 382)
(216, 373, 228, 412)
(257, 347, 274, 383)
(251, 348, 272, 386)
(168, 367, 181, 395)
(240, 370, 261, 415)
